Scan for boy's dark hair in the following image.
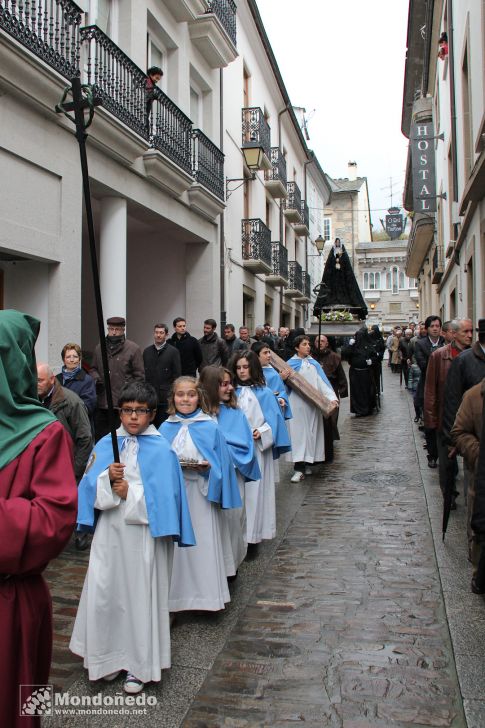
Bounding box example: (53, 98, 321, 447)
(228, 350, 265, 387)
(251, 340, 270, 356)
(147, 66, 163, 77)
(118, 382, 158, 410)
(173, 317, 186, 327)
(424, 315, 442, 329)
(154, 323, 168, 333)
(204, 318, 217, 329)
(293, 334, 310, 350)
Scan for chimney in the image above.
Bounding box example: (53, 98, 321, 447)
(348, 161, 358, 180)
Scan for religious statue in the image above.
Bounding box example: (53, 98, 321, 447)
(313, 238, 368, 320)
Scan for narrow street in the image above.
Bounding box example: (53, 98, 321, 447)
(44, 366, 485, 727)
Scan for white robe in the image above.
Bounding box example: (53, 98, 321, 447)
(219, 470, 247, 575)
(236, 387, 275, 543)
(287, 357, 337, 464)
(70, 425, 173, 683)
(168, 425, 230, 612)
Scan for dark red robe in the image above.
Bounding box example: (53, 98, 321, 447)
(0, 421, 77, 727)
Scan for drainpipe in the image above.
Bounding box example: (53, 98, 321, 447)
(448, 0, 458, 200)
(219, 68, 226, 331)
(303, 157, 313, 328)
(351, 193, 355, 269)
(278, 105, 291, 326)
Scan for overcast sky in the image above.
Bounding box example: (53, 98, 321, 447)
(255, 0, 410, 234)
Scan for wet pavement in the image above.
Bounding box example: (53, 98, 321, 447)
(43, 365, 485, 727)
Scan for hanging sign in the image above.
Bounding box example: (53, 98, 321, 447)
(385, 207, 404, 239)
(411, 121, 437, 213)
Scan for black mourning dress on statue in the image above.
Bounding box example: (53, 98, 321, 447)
(313, 242, 368, 320)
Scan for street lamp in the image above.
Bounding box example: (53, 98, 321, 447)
(314, 234, 325, 253)
(241, 145, 264, 170)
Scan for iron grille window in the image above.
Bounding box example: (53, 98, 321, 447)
(192, 129, 224, 200)
(205, 0, 237, 46)
(241, 219, 272, 267)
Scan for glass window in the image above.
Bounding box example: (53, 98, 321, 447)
(323, 217, 331, 241)
(386, 271, 391, 289)
(399, 271, 405, 289)
(375, 272, 381, 289)
(364, 272, 369, 289)
(392, 267, 398, 294)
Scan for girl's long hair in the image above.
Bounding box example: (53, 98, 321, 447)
(198, 366, 237, 414)
(228, 350, 265, 387)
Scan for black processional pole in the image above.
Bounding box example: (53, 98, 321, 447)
(56, 77, 119, 462)
(312, 283, 329, 344)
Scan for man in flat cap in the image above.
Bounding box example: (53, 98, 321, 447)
(90, 317, 145, 441)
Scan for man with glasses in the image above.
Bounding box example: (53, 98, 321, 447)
(90, 317, 145, 441)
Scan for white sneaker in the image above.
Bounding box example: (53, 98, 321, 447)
(290, 471, 304, 483)
(304, 466, 313, 476)
(103, 671, 120, 681)
(123, 673, 144, 694)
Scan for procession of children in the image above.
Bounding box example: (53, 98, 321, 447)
(70, 335, 338, 695)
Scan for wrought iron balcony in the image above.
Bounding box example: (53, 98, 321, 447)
(266, 242, 289, 286)
(80, 25, 148, 140)
(264, 148, 288, 199)
(283, 182, 303, 223)
(241, 107, 271, 170)
(0, 0, 82, 79)
(285, 260, 304, 297)
(432, 245, 444, 284)
(295, 272, 311, 302)
(241, 219, 272, 274)
(294, 200, 310, 236)
(150, 87, 193, 174)
(205, 0, 237, 46)
(192, 129, 224, 200)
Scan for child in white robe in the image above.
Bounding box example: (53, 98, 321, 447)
(70, 383, 194, 695)
(228, 351, 291, 548)
(160, 376, 241, 612)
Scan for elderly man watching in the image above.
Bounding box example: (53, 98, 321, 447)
(37, 363, 93, 484)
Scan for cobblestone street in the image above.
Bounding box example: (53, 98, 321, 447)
(44, 366, 485, 727)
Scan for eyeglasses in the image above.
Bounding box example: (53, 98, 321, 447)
(120, 408, 153, 416)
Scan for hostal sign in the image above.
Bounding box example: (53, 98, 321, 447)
(411, 122, 436, 213)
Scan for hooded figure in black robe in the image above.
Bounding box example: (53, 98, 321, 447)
(313, 238, 368, 320)
(341, 326, 377, 416)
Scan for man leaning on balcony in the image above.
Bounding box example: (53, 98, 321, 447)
(145, 66, 163, 133)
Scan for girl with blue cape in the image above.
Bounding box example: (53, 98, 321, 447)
(70, 383, 195, 695)
(199, 366, 261, 575)
(286, 335, 338, 483)
(160, 377, 241, 612)
(251, 341, 293, 420)
(229, 351, 291, 547)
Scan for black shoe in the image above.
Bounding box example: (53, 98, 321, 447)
(427, 458, 437, 469)
(418, 425, 425, 432)
(75, 533, 90, 551)
(450, 497, 457, 511)
(414, 416, 420, 422)
(471, 578, 485, 595)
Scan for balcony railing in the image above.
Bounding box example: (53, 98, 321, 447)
(300, 201, 309, 228)
(286, 260, 303, 296)
(205, 0, 236, 46)
(0, 0, 82, 79)
(80, 25, 148, 140)
(286, 182, 302, 212)
(432, 245, 444, 284)
(267, 147, 287, 186)
(241, 219, 272, 271)
(192, 128, 224, 200)
(265, 242, 289, 285)
(151, 87, 193, 174)
(242, 107, 271, 161)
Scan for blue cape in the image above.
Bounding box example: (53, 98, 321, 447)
(287, 355, 333, 389)
(263, 366, 293, 420)
(160, 411, 242, 509)
(235, 385, 291, 459)
(77, 432, 195, 546)
(217, 404, 261, 482)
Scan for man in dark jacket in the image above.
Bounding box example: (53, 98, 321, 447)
(424, 319, 472, 498)
(143, 323, 181, 426)
(414, 315, 445, 467)
(223, 324, 246, 355)
(199, 319, 229, 371)
(37, 363, 93, 482)
(90, 316, 145, 441)
(168, 317, 203, 377)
